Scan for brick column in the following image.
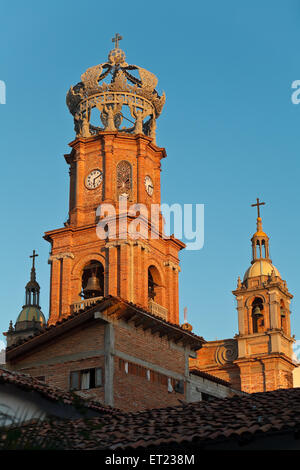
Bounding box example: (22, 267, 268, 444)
(173, 267, 179, 324)
(236, 296, 245, 335)
(106, 244, 118, 297)
(103, 134, 115, 202)
(119, 241, 130, 300)
(48, 258, 61, 325)
(164, 262, 173, 321)
(61, 255, 73, 318)
(287, 299, 292, 337)
(269, 290, 279, 329)
(68, 162, 76, 223)
(247, 305, 253, 334)
(164, 261, 180, 324)
(74, 149, 85, 226)
(136, 137, 147, 204)
(141, 244, 149, 309)
(48, 252, 74, 325)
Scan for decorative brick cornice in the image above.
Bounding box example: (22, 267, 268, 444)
(103, 239, 150, 252)
(48, 252, 75, 264)
(164, 261, 181, 272)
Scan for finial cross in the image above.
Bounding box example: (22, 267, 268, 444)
(30, 249, 38, 268)
(112, 33, 123, 49)
(251, 198, 265, 218)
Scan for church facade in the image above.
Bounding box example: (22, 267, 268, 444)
(3, 37, 296, 410)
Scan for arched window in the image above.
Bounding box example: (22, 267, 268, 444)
(252, 297, 264, 333)
(81, 260, 104, 299)
(116, 160, 132, 199)
(148, 265, 162, 304)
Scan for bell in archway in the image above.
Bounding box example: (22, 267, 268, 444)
(253, 305, 263, 317)
(82, 270, 102, 299)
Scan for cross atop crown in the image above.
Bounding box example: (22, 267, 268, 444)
(112, 33, 123, 49)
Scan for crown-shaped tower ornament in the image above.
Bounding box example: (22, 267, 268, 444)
(66, 34, 166, 144)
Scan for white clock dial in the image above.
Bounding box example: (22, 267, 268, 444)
(85, 169, 103, 190)
(144, 175, 154, 196)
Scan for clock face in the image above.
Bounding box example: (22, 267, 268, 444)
(85, 169, 103, 190)
(144, 175, 154, 196)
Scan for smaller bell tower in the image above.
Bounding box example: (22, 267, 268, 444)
(233, 199, 295, 393)
(5, 250, 46, 347)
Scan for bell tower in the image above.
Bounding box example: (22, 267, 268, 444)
(45, 36, 184, 326)
(233, 199, 295, 392)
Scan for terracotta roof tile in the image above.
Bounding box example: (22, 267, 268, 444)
(0, 367, 120, 416)
(4, 386, 300, 450)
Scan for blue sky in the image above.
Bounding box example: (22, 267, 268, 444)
(1, 0, 300, 343)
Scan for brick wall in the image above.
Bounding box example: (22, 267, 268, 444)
(7, 316, 190, 411)
(114, 357, 185, 411)
(114, 322, 185, 374)
(238, 357, 294, 393)
(10, 322, 106, 368)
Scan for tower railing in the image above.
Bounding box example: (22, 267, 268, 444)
(148, 299, 168, 320)
(72, 296, 103, 313)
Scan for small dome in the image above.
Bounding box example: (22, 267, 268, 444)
(26, 280, 39, 290)
(252, 230, 268, 238)
(243, 260, 281, 282)
(16, 306, 46, 325)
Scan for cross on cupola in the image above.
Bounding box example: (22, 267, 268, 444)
(112, 33, 123, 49)
(250, 198, 271, 263)
(29, 249, 38, 281)
(30, 249, 38, 269)
(251, 198, 265, 218)
(24, 250, 41, 307)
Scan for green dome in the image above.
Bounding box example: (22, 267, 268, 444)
(16, 306, 46, 325)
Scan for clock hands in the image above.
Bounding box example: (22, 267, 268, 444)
(86, 169, 103, 189)
(93, 174, 101, 186)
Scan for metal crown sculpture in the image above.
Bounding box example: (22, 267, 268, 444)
(66, 35, 165, 144)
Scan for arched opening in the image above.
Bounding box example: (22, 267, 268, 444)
(280, 300, 287, 333)
(148, 265, 162, 305)
(255, 240, 261, 259)
(25, 283, 40, 307)
(252, 297, 264, 333)
(80, 260, 104, 299)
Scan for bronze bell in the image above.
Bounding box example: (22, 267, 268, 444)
(83, 271, 102, 299)
(253, 305, 262, 317)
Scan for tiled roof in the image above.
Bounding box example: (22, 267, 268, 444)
(6, 296, 205, 359)
(5, 387, 300, 450)
(0, 367, 119, 415)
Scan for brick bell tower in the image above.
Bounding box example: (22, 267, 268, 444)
(45, 35, 184, 326)
(233, 199, 295, 392)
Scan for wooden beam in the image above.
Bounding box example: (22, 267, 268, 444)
(150, 324, 162, 334)
(142, 319, 156, 331)
(134, 316, 145, 328)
